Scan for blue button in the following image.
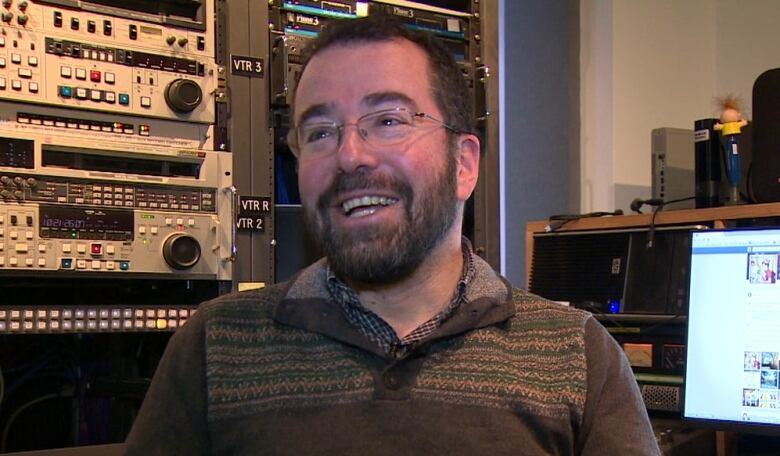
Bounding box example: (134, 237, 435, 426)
(61, 258, 73, 269)
(119, 260, 130, 271)
(118, 93, 129, 105)
(59, 85, 72, 98)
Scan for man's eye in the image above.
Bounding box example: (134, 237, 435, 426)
(371, 115, 409, 129)
(303, 126, 335, 143)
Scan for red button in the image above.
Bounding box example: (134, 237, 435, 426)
(90, 70, 101, 82)
(90, 243, 102, 255)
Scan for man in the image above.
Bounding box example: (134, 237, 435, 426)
(124, 15, 660, 455)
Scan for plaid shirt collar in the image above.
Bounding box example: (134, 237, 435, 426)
(326, 237, 477, 358)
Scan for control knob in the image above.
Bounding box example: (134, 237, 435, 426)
(16, 13, 27, 25)
(0, 176, 10, 185)
(1, 0, 10, 8)
(12, 190, 22, 200)
(162, 232, 201, 270)
(164, 78, 202, 113)
(1, 12, 12, 22)
(0, 189, 10, 199)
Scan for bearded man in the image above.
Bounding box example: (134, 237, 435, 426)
(124, 15, 660, 456)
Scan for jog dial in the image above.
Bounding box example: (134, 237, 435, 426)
(162, 232, 201, 270)
(164, 78, 202, 113)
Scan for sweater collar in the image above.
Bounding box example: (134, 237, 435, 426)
(274, 253, 516, 358)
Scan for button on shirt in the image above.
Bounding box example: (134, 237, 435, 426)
(327, 237, 477, 358)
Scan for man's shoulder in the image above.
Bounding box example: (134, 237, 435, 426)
(509, 288, 592, 328)
(196, 281, 291, 322)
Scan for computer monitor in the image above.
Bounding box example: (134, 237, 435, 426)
(684, 228, 780, 435)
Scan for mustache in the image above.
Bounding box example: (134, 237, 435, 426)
(317, 169, 414, 210)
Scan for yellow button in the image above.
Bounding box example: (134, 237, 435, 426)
(156, 318, 168, 330)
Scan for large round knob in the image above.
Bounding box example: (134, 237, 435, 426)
(162, 232, 201, 270)
(164, 78, 202, 113)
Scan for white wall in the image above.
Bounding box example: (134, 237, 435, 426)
(581, 0, 780, 213)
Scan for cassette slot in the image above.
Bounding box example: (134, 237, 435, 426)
(41, 145, 202, 179)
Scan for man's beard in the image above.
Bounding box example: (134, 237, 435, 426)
(304, 154, 458, 284)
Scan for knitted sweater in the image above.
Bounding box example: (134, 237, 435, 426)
(124, 256, 660, 455)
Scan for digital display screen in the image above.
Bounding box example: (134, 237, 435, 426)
(684, 229, 780, 435)
(37, 0, 205, 30)
(0, 137, 34, 169)
(39, 206, 134, 241)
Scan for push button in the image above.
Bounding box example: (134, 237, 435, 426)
(59, 85, 72, 98)
(118, 93, 129, 105)
(90, 243, 102, 255)
(382, 371, 402, 390)
(90, 70, 101, 82)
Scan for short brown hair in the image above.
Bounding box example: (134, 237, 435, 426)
(294, 14, 474, 135)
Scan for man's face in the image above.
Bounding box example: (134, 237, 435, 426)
(293, 39, 476, 284)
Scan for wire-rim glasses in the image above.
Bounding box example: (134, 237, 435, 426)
(287, 107, 458, 158)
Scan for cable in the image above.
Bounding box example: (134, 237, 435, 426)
(0, 388, 74, 452)
(642, 196, 696, 247)
(545, 209, 624, 232)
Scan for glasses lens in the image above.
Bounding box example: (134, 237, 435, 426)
(360, 109, 415, 147)
(297, 122, 339, 156)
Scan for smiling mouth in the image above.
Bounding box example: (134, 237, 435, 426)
(341, 195, 400, 217)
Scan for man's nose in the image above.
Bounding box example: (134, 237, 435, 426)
(336, 124, 379, 173)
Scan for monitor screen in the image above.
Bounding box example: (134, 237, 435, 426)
(684, 228, 780, 435)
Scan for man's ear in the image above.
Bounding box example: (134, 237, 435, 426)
(454, 133, 480, 201)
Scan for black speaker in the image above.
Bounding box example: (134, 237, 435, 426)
(750, 68, 780, 202)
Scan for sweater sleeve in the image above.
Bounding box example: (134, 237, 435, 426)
(123, 309, 211, 456)
(576, 316, 661, 455)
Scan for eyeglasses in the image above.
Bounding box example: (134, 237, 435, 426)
(287, 107, 458, 158)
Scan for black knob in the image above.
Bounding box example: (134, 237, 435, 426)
(164, 78, 202, 113)
(162, 232, 201, 270)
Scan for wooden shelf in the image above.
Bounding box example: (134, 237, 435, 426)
(525, 202, 780, 288)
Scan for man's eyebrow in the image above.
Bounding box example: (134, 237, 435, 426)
(297, 104, 334, 125)
(363, 92, 417, 110)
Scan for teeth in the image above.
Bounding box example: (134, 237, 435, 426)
(341, 196, 398, 214)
